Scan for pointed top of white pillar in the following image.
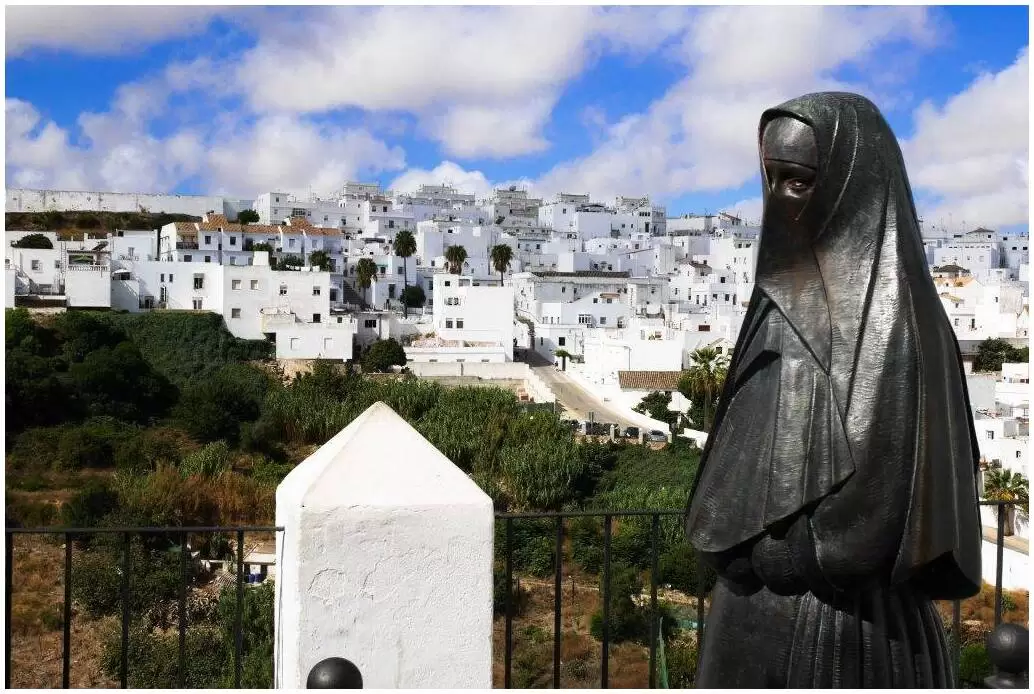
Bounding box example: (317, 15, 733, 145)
(277, 401, 492, 511)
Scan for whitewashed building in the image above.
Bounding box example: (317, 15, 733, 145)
(408, 273, 514, 363)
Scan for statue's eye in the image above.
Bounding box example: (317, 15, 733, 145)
(786, 179, 812, 192)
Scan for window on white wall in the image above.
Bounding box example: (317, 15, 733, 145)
(231, 308, 241, 318)
(31, 260, 41, 271)
(290, 338, 299, 350)
(446, 319, 454, 328)
(279, 284, 288, 296)
(313, 286, 321, 296)
(193, 298, 203, 310)
(232, 280, 242, 290)
(251, 280, 259, 290)
(456, 320, 464, 329)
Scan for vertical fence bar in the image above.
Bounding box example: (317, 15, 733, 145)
(553, 516, 563, 689)
(5, 532, 12, 689)
(504, 517, 514, 689)
(601, 515, 612, 689)
(120, 532, 131, 689)
(178, 531, 188, 688)
(952, 599, 962, 687)
(235, 529, 244, 689)
(62, 533, 72, 689)
(695, 555, 705, 651)
(994, 504, 1005, 627)
(649, 515, 660, 689)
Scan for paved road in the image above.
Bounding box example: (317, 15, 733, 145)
(531, 364, 642, 429)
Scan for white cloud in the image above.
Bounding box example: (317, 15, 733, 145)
(226, 6, 692, 159)
(902, 47, 1029, 229)
(206, 116, 406, 198)
(424, 97, 554, 159)
(5, 99, 90, 189)
(388, 162, 496, 199)
(4, 97, 404, 200)
(723, 197, 764, 226)
(529, 6, 944, 204)
(5, 6, 224, 57)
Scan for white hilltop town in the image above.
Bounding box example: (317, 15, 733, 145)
(5, 183, 1030, 524)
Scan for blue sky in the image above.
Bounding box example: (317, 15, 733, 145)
(5, 5, 1029, 232)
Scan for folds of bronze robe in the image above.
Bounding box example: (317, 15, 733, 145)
(684, 92, 983, 688)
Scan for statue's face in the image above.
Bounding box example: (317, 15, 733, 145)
(762, 117, 818, 221)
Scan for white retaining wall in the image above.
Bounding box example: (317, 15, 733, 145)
(7, 188, 223, 217)
(981, 539, 1029, 592)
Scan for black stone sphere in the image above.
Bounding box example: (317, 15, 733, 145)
(986, 623, 1029, 674)
(307, 657, 363, 689)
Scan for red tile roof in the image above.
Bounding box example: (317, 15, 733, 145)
(617, 370, 684, 391)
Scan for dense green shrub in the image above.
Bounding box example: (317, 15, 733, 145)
(494, 518, 557, 578)
(361, 338, 407, 373)
(174, 363, 271, 444)
(62, 481, 120, 527)
(973, 338, 1028, 373)
(102, 311, 272, 386)
(493, 563, 530, 617)
(72, 540, 184, 619)
(589, 562, 648, 643)
(959, 642, 993, 686)
(657, 539, 717, 596)
(401, 284, 426, 308)
(56, 425, 117, 470)
(11, 232, 54, 249)
(569, 515, 604, 574)
(102, 622, 227, 688)
(67, 342, 175, 422)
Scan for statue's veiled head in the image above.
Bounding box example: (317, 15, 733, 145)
(761, 117, 818, 222)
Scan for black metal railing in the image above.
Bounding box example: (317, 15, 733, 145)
(3, 502, 1026, 689)
(495, 501, 1027, 689)
(5, 525, 282, 689)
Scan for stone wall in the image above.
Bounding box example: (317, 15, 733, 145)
(7, 188, 224, 217)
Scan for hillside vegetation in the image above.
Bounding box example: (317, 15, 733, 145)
(5, 308, 1022, 688)
(6, 211, 200, 235)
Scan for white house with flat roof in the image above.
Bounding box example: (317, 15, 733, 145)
(416, 273, 514, 363)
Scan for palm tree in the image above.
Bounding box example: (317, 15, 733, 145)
(491, 243, 514, 285)
(445, 245, 468, 275)
(678, 347, 730, 433)
(394, 230, 417, 316)
(983, 467, 1029, 536)
(355, 257, 378, 308)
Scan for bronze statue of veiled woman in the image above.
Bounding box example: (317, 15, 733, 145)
(684, 92, 983, 688)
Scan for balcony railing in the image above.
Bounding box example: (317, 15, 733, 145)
(176, 242, 199, 250)
(4, 503, 1027, 689)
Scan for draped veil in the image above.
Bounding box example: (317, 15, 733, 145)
(684, 92, 982, 600)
